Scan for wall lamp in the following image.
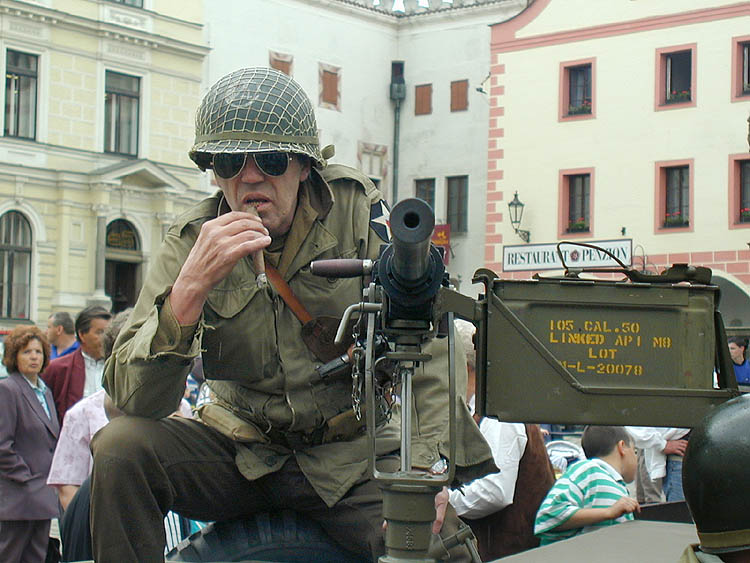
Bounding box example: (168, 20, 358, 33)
(507, 191, 531, 243)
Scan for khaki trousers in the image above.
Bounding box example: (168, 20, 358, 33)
(90, 415, 471, 562)
(636, 449, 663, 504)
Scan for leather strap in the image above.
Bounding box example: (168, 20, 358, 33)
(265, 265, 312, 325)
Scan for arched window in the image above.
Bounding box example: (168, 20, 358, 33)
(0, 211, 32, 319)
(105, 219, 142, 313)
(106, 219, 139, 251)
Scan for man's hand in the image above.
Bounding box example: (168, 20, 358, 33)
(662, 439, 688, 456)
(382, 486, 449, 535)
(606, 496, 641, 520)
(432, 486, 450, 534)
(171, 211, 271, 324)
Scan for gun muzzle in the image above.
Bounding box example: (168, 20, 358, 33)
(389, 198, 435, 287)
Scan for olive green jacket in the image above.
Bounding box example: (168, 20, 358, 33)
(103, 164, 494, 507)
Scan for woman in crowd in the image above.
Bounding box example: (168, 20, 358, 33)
(0, 325, 59, 562)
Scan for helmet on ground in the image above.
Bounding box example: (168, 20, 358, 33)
(189, 67, 324, 170)
(683, 394, 750, 554)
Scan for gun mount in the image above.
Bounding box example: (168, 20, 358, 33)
(312, 198, 740, 563)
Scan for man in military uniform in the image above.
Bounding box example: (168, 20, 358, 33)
(90, 68, 494, 561)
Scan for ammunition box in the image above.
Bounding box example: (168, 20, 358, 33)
(477, 277, 735, 427)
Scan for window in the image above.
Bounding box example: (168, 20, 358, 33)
(655, 45, 696, 109)
(450, 80, 468, 112)
(664, 166, 689, 228)
(732, 37, 750, 101)
(740, 161, 750, 223)
(559, 168, 594, 237)
(0, 211, 32, 319)
(446, 176, 468, 233)
(665, 52, 691, 104)
(108, 0, 143, 7)
(104, 71, 140, 156)
(729, 154, 750, 228)
(415, 178, 435, 210)
(5, 50, 38, 139)
(415, 84, 432, 115)
(319, 63, 340, 110)
(559, 58, 595, 121)
(359, 142, 387, 190)
(568, 66, 591, 115)
(567, 174, 590, 232)
(269, 52, 293, 76)
(106, 219, 139, 250)
(743, 43, 750, 96)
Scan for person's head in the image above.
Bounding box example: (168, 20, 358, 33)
(189, 67, 325, 238)
(684, 395, 750, 558)
(581, 425, 637, 482)
(46, 311, 74, 346)
(3, 325, 51, 377)
(728, 336, 747, 365)
(100, 308, 133, 360)
(75, 306, 112, 359)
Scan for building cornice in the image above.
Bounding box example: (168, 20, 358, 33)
(0, 0, 210, 59)
(0, 137, 199, 176)
(304, 0, 523, 26)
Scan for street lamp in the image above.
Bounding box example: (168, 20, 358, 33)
(507, 191, 531, 243)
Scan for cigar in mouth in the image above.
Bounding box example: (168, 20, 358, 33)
(247, 205, 268, 289)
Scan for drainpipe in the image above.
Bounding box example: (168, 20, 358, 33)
(390, 61, 406, 204)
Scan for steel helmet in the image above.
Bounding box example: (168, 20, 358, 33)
(189, 67, 325, 170)
(683, 394, 750, 553)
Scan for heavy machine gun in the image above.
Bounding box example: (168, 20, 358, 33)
(310, 197, 740, 563)
(169, 198, 739, 563)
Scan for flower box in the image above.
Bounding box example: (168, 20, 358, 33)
(567, 101, 592, 115)
(567, 219, 589, 232)
(663, 212, 688, 228)
(667, 90, 691, 104)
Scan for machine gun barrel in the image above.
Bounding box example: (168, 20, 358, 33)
(389, 198, 435, 286)
(377, 199, 446, 316)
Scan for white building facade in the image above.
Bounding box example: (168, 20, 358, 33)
(489, 0, 750, 323)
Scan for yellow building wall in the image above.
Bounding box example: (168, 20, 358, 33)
(0, 0, 209, 327)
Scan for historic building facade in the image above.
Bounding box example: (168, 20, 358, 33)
(203, 0, 527, 295)
(488, 0, 750, 323)
(0, 0, 209, 328)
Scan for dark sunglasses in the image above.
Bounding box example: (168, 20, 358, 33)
(212, 152, 292, 179)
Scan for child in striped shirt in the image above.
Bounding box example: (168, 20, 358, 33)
(534, 426, 640, 545)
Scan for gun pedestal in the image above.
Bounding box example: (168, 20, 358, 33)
(319, 198, 479, 562)
(371, 321, 460, 563)
(380, 483, 442, 563)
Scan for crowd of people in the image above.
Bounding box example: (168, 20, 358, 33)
(1, 66, 748, 563)
(0, 306, 202, 562)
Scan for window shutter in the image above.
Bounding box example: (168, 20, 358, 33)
(450, 80, 468, 112)
(415, 84, 432, 115)
(322, 70, 338, 105)
(271, 58, 291, 76)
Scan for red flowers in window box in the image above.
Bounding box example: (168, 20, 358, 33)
(667, 89, 691, 103)
(664, 211, 688, 227)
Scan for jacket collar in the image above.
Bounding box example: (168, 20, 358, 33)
(10, 372, 59, 438)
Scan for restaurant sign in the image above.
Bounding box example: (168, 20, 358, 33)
(503, 239, 632, 272)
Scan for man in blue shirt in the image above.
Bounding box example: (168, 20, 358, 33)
(47, 311, 80, 360)
(728, 336, 750, 385)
